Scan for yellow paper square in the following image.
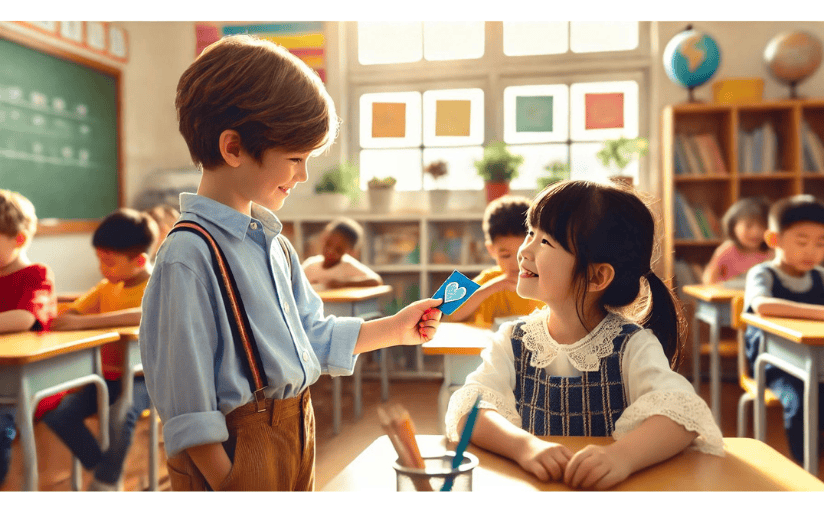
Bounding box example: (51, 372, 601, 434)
(435, 100, 471, 137)
(372, 102, 406, 138)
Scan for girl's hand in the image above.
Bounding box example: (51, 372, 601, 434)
(394, 298, 443, 345)
(563, 443, 632, 490)
(514, 435, 574, 482)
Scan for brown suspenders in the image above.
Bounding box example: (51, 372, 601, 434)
(169, 220, 292, 413)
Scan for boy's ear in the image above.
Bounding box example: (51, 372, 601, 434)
(218, 129, 244, 168)
(588, 263, 615, 292)
(133, 253, 148, 268)
(764, 229, 779, 249)
(14, 232, 28, 248)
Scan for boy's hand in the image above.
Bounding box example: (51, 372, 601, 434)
(51, 312, 91, 331)
(484, 273, 518, 293)
(563, 443, 632, 490)
(514, 435, 574, 482)
(395, 298, 443, 345)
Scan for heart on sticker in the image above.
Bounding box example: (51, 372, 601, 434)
(443, 282, 467, 303)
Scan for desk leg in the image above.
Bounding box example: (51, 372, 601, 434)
(803, 352, 819, 474)
(754, 355, 768, 443)
(332, 377, 341, 435)
(379, 348, 389, 402)
(709, 309, 721, 428)
(16, 374, 37, 491)
(353, 358, 362, 420)
(692, 313, 700, 393)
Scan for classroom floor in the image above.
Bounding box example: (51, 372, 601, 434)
(2, 350, 823, 492)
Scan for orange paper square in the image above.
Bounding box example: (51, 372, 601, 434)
(585, 93, 624, 130)
(435, 100, 471, 137)
(372, 102, 406, 138)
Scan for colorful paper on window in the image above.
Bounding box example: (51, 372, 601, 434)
(584, 92, 624, 130)
(372, 103, 407, 138)
(515, 96, 554, 133)
(196, 24, 220, 56)
(435, 100, 471, 137)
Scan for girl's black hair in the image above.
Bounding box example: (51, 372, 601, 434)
(722, 197, 770, 251)
(527, 180, 686, 369)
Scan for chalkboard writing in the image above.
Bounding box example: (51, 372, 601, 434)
(0, 33, 120, 220)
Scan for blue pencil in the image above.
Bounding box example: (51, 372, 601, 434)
(441, 393, 481, 491)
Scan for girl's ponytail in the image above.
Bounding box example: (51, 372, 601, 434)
(641, 271, 686, 370)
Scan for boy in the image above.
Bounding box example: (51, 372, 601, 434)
(44, 208, 158, 491)
(139, 34, 442, 492)
(743, 194, 824, 463)
(302, 217, 383, 290)
(0, 189, 57, 486)
(450, 195, 544, 326)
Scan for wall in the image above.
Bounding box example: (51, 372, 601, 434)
(14, 21, 824, 292)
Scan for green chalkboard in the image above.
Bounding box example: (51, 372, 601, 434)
(0, 31, 120, 220)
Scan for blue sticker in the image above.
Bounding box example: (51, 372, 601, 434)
(432, 270, 481, 315)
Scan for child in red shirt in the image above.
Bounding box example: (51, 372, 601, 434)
(0, 189, 57, 486)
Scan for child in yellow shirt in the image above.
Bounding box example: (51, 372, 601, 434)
(451, 195, 544, 327)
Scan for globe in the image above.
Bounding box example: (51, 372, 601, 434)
(764, 31, 823, 95)
(663, 28, 721, 99)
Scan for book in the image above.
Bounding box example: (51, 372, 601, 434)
(802, 128, 818, 172)
(699, 204, 722, 238)
(751, 125, 764, 174)
(691, 134, 716, 175)
(673, 259, 699, 289)
(678, 133, 703, 175)
(686, 135, 707, 174)
(692, 207, 713, 239)
(673, 192, 695, 239)
(681, 197, 705, 240)
(803, 121, 824, 173)
(739, 130, 753, 174)
(761, 122, 777, 173)
(673, 136, 690, 175)
(704, 134, 728, 175)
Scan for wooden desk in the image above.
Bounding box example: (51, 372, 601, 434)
(322, 434, 824, 491)
(422, 322, 493, 434)
(0, 329, 120, 491)
(317, 285, 393, 434)
(681, 284, 745, 428)
(740, 312, 824, 474)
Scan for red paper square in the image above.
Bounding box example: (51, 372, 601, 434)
(585, 93, 624, 130)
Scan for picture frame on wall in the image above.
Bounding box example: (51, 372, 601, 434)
(60, 21, 84, 44)
(86, 21, 107, 51)
(108, 25, 128, 61)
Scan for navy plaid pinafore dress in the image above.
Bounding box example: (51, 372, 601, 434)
(511, 320, 641, 436)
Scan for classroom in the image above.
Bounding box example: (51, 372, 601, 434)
(2, 13, 824, 494)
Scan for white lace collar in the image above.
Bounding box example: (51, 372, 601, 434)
(520, 311, 628, 371)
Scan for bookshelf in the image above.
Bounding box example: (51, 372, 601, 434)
(662, 98, 824, 290)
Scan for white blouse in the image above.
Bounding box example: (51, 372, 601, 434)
(445, 310, 724, 456)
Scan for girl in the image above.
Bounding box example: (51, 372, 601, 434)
(702, 197, 771, 285)
(445, 180, 723, 490)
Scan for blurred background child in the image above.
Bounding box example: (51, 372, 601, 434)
(449, 195, 544, 327)
(0, 189, 57, 486)
(702, 196, 772, 286)
(302, 217, 383, 291)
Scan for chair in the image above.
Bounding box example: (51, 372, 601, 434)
(732, 295, 781, 438)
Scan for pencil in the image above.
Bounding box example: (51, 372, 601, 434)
(380, 404, 433, 491)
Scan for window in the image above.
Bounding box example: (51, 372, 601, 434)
(349, 22, 651, 191)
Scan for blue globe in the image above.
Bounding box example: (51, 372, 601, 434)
(663, 29, 721, 89)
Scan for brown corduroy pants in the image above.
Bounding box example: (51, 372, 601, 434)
(166, 389, 315, 491)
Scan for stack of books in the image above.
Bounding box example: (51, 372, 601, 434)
(673, 191, 722, 241)
(673, 132, 728, 176)
(801, 119, 824, 173)
(738, 122, 778, 174)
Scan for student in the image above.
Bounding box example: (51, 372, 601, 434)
(445, 180, 723, 490)
(743, 194, 824, 464)
(0, 189, 57, 486)
(301, 217, 383, 290)
(138, 34, 442, 492)
(702, 197, 772, 285)
(449, 195, 544, 326)
(43, 208, 158, 491)
(143, 204, 180, 260)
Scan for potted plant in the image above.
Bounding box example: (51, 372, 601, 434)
(314, 161, 360, 212)
(474, 141, 524, 202)
(596, 136, 649, 187)
(537, 160, 570, 190)
(424, 160, 450, 209)
(367, 175, 397, 213)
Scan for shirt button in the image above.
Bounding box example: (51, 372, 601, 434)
(250, 222, 258, 230)
(302, 351, 309, 362)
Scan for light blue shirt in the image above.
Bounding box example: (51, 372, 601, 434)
(139, 193, 362, 457)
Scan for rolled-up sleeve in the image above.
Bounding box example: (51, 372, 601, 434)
(140, 260, 228, 457)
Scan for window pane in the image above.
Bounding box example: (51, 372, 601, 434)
(422, 88, 484, 147)
(503, 22, 568, 56)
(360, 148, 422, 191)
(569, 80, 638, 141)
(503, 84, 569, 144)
(570, 22, 638, 53)
(570, 141, 638, 183)
(358, 22, 422, 64)
(359, 92, 422, 148)
(422, 146, 484, 190)
(508, 144, 569, 191)
(423, 22, 484, 61)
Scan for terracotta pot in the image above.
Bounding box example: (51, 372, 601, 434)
(485, 181, 510, 203)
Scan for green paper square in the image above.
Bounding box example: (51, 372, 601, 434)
(516, 95, 553, 133)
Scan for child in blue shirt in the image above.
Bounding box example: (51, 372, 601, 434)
(139, 34, 442, 492)
(743, 194, 824, 464)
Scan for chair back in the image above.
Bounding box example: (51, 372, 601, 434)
(731, 295, 750, 380)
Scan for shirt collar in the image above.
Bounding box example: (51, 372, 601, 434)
(179, 193, 283, 241)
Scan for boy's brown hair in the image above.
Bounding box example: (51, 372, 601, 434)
(175, 34, 338, 171)
(0, 189, 37, 239)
